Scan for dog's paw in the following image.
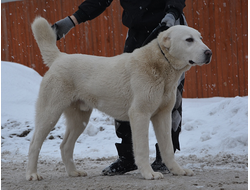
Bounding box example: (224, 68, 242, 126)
(26, 173, 43, 181)
(171, 168, 194, 176)
(183, 168, 194, 176)
(143, 171, 164, 180)
(69, 170, 87, 177)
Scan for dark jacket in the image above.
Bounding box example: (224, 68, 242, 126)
(73, 0, 185, 30)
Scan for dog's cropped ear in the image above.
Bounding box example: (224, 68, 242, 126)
(158, 31, 171, 51)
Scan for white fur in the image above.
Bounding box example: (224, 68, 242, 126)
(26, 17, 211, 181)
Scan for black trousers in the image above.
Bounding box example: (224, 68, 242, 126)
(115, 28, 185, 152)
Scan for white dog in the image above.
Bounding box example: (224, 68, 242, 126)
(26, 17, 212, 181)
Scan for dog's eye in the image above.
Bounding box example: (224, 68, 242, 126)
(186, 38, 194, 42)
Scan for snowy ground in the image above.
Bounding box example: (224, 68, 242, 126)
(1, 61, 248, 189)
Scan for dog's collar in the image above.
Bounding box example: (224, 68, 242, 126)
(158, 43, 170, 64)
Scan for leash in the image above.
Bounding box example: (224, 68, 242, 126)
(141, 22, 169, 47)
(141, 14, 185, 47)
(141, 22, 170, 63)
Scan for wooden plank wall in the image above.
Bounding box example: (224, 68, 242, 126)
(1, 0, 248, 98)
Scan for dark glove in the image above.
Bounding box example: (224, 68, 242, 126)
(51, 16, 75, 40)
(161, 13, 176, 27)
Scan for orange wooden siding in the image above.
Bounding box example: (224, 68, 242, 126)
(1, 0, 248, 98)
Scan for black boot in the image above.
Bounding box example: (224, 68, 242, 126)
(102, 143, 137, 175)
(151, 143, 169, 173)
(102, 120, 137, 175)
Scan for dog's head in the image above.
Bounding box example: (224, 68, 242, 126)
(158, 25, 212, 68)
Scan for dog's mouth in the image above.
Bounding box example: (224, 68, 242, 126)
(189, 58, 211, 65)
(189, 60, 195, 64)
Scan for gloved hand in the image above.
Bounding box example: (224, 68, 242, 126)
(161, 13, 176, 27)
(51, 16, 75, 40)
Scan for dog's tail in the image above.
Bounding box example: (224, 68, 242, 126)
(31, 17, 60, 67)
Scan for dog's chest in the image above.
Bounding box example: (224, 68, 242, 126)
(159, 83, 177, 109)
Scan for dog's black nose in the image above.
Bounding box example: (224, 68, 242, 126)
(204, 50, 212, 63)
(204, 50, 212, 57)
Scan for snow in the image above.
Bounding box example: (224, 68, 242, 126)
(1, 61, 248, 165)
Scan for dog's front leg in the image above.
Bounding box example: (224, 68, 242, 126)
(128, 108, 163, 180)
(151, 108, 194, 176)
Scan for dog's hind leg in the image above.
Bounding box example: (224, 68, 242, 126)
(60, 102, 92, 177)
(26, 100, 68, 181)
(151, 108, 194, 176)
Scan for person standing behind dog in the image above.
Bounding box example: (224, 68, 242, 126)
(52, 0, 187, 176)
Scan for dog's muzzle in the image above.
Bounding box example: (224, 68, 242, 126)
(189, 49, 212, 65)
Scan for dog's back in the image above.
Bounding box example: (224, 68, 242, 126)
(31, 17, 60, 67)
